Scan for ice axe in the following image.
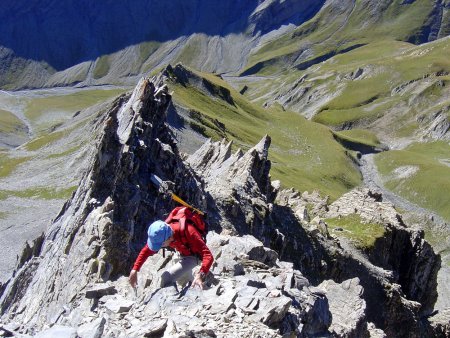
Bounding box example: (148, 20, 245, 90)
(150, 174, 205, 216)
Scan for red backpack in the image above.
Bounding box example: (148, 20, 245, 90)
(164, 206, 208, 243)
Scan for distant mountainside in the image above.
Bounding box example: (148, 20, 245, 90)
(1, 0, 449, 89)
(241, 0, 450, 76)
(0, 0, 324, 70)
(0, 2, 450, 336)
(0, 0, 324, 88)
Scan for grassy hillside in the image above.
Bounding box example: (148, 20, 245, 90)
(0, 109, 28, 148)
(312, 38, 450, 131)
(240, 37, 450, 144)
(326, 214, 386, 250)
(0, 109, 26, 134)
(375, 141, 450, 222)
(242, 0, 437, 75)
(0, 88, 127, 205)
(167, 66, 361, 200)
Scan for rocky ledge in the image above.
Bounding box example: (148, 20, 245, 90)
(0, 71, 449, 337)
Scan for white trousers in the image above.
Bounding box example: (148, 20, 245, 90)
(160, 255, 199, 287)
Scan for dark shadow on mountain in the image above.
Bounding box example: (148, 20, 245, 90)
(241, 43, 366, 76)
(0, 0, 325, 71)
(295, 44, 366, 71)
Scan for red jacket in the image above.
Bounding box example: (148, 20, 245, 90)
(132, 220, 213, 274)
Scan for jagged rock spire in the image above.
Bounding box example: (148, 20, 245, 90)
(0, 72, 446, 338)
(187, 138, 234, 179)
(188, 135, 274, 234)
(0, 76, 204, 329)
(188, 135, 272, 198)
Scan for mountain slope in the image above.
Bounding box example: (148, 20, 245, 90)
(0, 75, 445, 338)
(0, 0, 324, 89)
(164, 64, 362, 200)
(238, 36, 450, 223)
(1, 0, 448, 89)
(242, 0, 449, 76)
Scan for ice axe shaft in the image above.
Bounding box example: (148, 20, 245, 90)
(150, 174, 204, 215)
(171, 193, 204, 215)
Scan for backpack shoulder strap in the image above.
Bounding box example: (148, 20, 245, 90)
(165, 207, 189, 242)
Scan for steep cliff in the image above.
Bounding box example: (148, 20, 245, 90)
(0, 74, 447, 337)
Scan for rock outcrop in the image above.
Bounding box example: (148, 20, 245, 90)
(0, 73, 447, 337)
(326, 188, 440, 312)
(0, 74, 199, 330)
(272, 187, 444, 337)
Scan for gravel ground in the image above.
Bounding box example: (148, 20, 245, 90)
(0, 197, 64, 283)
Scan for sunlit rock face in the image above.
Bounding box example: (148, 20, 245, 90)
(0, 74, 446, 337)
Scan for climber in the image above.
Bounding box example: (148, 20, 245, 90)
(128, 208, 213, 290)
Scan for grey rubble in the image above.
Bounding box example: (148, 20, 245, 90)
(0, 74, 448, 337)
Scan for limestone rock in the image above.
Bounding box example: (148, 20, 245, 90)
(77, 317, 106, 338)
(326, 188, 440, 313)
(85, 283, 117, 299)
(428, 308, 450, 337)
(272, 185, 440, 337)
(34, 325, 77, 338)
(319, 278, 368, 338)
(367, 322, 387, 338)
(188, 136, 273, 234)
(326, 188, 403, 227)
(104, 296, 134, 313)
(0, 74, 443, 338)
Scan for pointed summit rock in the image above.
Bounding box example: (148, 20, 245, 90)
(0, 76, 205, 329)
(189, 135, 271, 197)
(0, 73, 445, 338)
(188, 135, 273, 234)
(187, 138, 234, 179)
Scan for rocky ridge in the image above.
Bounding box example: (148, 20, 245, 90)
(0, 74, 448, 337)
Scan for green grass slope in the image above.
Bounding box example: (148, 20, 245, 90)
(0, 88, 128, 205)
(0, 109, 26, 134)
(242, 0, 439, 76)
(243, 37, 449, 144)
(326, 214, 386, 250)
(24, 88, 126, 135)
(0, 109, 28, 148)
(167, 65, 361, 200)
(375, 141, 450, 222)
(312, 38, 450, 133)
